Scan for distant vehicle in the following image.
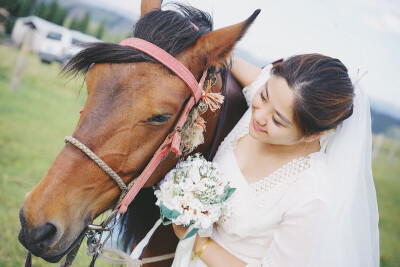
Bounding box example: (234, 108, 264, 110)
(38, 30, 69, 64)
(12, 16, 101, 66)
(38, 29, 100, 65)
(58, 31, 100, 67)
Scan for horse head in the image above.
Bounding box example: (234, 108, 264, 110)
(18, 5, 260, 263)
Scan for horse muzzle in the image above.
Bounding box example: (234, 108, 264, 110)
(18, 207, 87, 263)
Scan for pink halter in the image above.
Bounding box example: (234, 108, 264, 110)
(120, 38, 204, 102)
(117, 38, 207, 213)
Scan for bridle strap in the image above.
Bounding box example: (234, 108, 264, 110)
(116, 38, 207, 213)
(117, 134, 174, 213)
(120, 38, 203, 102)
(117, 86, 204, 213)
(65, 136, 128, 193)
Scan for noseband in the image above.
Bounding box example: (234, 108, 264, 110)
(63, 38, 212, 262)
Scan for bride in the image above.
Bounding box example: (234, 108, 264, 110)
(138, 0, 379, 265)
(172, 53, 380, 267)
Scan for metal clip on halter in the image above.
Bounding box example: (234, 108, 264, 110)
(86, 210, 122, 261)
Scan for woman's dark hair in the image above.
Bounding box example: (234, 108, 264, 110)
(271, 54, 355, 137)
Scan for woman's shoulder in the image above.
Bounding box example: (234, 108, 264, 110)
(285, 152, 329, 207)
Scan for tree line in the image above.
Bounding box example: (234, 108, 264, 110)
(1, 0, 106, 39)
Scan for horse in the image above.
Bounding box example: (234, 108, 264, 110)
(18, 4, 259, 266)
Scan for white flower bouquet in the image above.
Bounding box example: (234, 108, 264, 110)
(154, 153, 236, 240)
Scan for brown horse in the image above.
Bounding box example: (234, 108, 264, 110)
(18, 5, 259, 265)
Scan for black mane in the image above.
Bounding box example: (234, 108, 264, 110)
(62, 4, 213, 77)
(63, 4, 218, 252)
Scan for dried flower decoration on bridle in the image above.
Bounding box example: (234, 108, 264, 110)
(179, 76, 225, 155)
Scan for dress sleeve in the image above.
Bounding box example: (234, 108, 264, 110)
(242, 64, 273, 107)
(246, 199, 326, 267)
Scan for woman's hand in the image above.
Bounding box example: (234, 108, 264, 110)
(172, 223, 188, 240)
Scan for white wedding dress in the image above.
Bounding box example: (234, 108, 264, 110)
(129, 61, 378, 267)
(190, 64, 330, 266)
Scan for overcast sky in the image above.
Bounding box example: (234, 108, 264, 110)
(86, 0, 400, 115)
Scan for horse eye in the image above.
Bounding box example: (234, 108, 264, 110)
(147, 114, 172, 123)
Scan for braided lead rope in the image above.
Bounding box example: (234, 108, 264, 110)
(87, 247, 175, 266)
(64, 136, 128, 193)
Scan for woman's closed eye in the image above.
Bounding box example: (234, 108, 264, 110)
(260, 91, 266, 102)
(272, 116, 282, 127)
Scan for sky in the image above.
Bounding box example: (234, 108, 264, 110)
(86, 0, 400, 117)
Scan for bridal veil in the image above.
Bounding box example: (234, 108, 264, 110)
(311, 85, 380, 266)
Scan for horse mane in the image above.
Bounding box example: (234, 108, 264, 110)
(62, 3, 213, 77)
(63, 4, 227, 252)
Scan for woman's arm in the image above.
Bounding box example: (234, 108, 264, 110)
(231, 55, 262, 88)
(194, 235, 247, 267)
(172, 224, 247, 267)
(173, 197, 325, 267)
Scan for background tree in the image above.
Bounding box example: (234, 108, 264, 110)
(44, 0, 59, 22)
(0, 0, 21, 16)
(33, 2, 46, 18)
(53, 6, 67, 26)
(79, 12, 90, 33)
(68, 17, 79, 31)
(31, 0, 68, 26)
(0, 0, 36, 34)
(17, 0, 36, 17)
(96, 19, 106, 39)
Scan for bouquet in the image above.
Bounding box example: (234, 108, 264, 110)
(154, 153, 236, 240)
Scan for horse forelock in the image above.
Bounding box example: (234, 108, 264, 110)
(62, 3, 213, 78)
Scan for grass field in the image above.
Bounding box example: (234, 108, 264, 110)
(0, 44, 399, 266)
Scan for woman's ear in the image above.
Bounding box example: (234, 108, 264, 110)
(302, 131, 327, 143)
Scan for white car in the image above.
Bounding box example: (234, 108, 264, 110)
(38, 30, 71, 64)
(58, 35, 94, 67)
(38, 29, 100, 65)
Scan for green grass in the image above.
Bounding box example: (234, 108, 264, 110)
(0, 44, 399, 266)
(372, 136, 400, 267)
(0, 45, 112, 266)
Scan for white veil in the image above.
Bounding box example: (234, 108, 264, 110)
(311, 86, 380, 266)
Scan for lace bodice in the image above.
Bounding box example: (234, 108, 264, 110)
(213, 106, 316, 237)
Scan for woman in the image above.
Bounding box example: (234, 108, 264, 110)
(172, 54, 379, 266)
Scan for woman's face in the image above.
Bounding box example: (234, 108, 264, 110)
(250, 75, 301, 145)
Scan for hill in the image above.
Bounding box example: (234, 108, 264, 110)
(63, 2, 136, 37)
(36, 0, 138, 41)
(371, 109, 400, 139)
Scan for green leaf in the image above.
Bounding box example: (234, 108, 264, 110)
(223, 188, 236, 201)
(182, 228, 199, 240)
(160, 204, 181, 219)
(162, 219, 173, 226)
(171, 209, 181, 219)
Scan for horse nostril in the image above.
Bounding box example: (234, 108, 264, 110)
(32, 223, 57, 246)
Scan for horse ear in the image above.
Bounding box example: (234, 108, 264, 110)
(187, 9, 261, 68)
(141, 0, 162, 17)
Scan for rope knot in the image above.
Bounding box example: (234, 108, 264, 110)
(201, 80, 224, 112)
